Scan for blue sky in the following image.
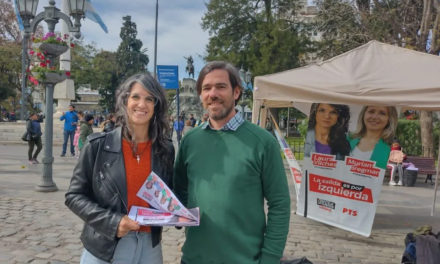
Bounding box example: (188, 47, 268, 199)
(35, 0, 210, 81)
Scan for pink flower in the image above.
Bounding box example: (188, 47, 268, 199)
(29, 76, 39, 85)
(65, 71, 71, 77)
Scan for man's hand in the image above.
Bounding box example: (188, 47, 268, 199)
(116, 215, 140, 238)
(62, 112, 65, 116)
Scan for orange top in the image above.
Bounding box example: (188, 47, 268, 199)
(122, 139, 152, 233)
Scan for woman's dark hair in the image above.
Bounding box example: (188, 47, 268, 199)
(308, 103, 351, 158)
(114, 73, 172, 168)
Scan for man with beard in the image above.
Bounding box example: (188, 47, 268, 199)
(173, 61, 290, 264)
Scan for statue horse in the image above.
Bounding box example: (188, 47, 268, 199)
(186, 64, 195, 78)
(184, 56, 195, 79)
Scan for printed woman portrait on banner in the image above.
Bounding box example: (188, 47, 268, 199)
(304, 103, 351, 160)
(348, 106, 398, 169)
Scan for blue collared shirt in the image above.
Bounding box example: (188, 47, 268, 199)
(201, 111, 245, 131)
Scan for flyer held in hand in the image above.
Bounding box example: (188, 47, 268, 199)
(128, 172, 200, 226)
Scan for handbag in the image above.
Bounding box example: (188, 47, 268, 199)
(21, 131, 31, 142)
(389, 149, 405, 163)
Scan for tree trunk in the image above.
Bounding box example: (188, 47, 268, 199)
(420, 111, 434, 157)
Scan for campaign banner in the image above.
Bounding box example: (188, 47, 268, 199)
(296, 104, 399, 237)
(271, 115, 302, 201)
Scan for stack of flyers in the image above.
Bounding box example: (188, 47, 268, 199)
(129, 172, 200, 226)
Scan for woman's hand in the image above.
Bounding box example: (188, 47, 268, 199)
(116, 215, 140, 238)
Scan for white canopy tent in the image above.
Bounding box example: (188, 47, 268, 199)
(251, 40, 440, 215)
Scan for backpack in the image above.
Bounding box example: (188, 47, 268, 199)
(389, 150, 405, 163)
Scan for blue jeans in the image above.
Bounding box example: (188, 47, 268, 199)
(176, 130, 182, 141)
(62, 129, 76, 155)
(80, 232, 163, 264)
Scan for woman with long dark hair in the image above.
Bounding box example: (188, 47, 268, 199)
(65, 73, 174, 264)
(304, 103, 351, 160)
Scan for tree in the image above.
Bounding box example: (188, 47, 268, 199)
(70, 38, 99, 94)
(0, 0, 43, 112)
(313, 0, 440, 157)
(94, 51, 119, 112)
(0, 44, 18, 102)
(201, 0, 313, 109)
(116, 16, 149, 81)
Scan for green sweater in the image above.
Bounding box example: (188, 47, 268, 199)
(348, 136, 391, 169)
(174, 121, 291, 264)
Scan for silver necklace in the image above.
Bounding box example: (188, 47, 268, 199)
(128, 140, 149, 164)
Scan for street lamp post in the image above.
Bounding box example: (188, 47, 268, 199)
(17, 0, 85, 192)
(153, 0, 159, 79)
(238, 66, 252, 120)
(20, 37, 27, 121)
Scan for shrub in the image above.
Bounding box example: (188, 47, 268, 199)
(298, 118, 309, 138)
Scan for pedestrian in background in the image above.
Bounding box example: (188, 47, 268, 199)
(174, 116, 184, 141)
(73, 111, 84, 159)
(189, 113, 196, 127)
(169, 116, 174, 139)
(60, 105, 78, 157)
(182, 120, 193, 137)
(79, 114, 94, 150)
(100, 113, 116, 133)
(66, 73, 174, 264)
(26, 113, 43, 164)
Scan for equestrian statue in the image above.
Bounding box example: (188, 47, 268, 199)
(184, 55, 195, 79)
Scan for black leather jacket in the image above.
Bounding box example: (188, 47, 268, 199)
(103, 121, 115, 133)
(65, 127, 175, 262)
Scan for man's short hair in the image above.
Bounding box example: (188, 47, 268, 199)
(69, 104, 75, 109)
(196, 61, 243, 106)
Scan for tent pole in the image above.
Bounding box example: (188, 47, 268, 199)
(431, 143, 440, 216)
(287, 107, 290, 138)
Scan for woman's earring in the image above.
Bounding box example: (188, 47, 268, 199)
(153, 115, 156, 124)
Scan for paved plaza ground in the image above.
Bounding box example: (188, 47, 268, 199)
(1, 141, 440, 264)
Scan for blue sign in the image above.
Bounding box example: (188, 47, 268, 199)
(157, 65, 179, 89)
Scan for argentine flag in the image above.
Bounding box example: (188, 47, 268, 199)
(85, 0, 108, 33)
(12, 0, 24, 31)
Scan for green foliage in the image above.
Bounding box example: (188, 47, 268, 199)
(33, 32, 71, 47)
(298, 118, 308, 138)
(31, 67, 66, 81)
(71, 38, 99, 92)
(116, 16, 149, 81)
(202, 0, 312, 80)
(395, 120, 421, 153)
(0, 44, 19, 102)
(93, 51, 119, 112)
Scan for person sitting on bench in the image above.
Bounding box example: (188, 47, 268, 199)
(388, 139, 407, 186)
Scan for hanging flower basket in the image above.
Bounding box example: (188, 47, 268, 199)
(32, 71, 69, 85)
(32, 43, 69, 57)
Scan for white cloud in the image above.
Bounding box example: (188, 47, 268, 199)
(35, 0, 209, 80)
